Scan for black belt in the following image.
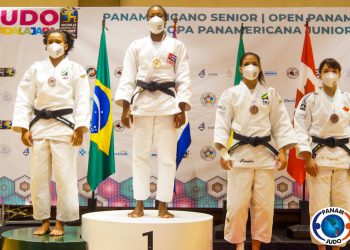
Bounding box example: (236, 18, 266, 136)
(312, 136, 350, 158)
(130, 80, 176, 104)
(29, 108, 75, 130)
(228, 132, 279, 156)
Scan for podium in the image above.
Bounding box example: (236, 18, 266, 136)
(1, 226, 86, 250)
(82, 210, 213, 250)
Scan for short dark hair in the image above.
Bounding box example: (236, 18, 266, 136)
(239, 52, 265, 83)
(146, 5, 168, 21)
(319, 58, 342, 73)
(43, 29, 75, 56)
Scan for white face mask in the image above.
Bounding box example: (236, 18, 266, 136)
(322, 72, 339, 87)
(147, 16, 165, 35)
(47, 43, 65, 59)
(242, 64, 259, 81)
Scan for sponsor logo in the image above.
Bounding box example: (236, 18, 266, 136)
(113, 120, 125, 132)
(200, 92, 216, 106)
(59, 7, 78, 38)
(115, 150, 128, 156)
(284, 98, 296, 103)
(0, 120, 12, 129)
(287, 67, 299, 79)
(198, 69, 206, 78)
(198, 122, 206, 131)
(23, 147, 30, 156)
(198, 68, 218, 78)
(310, 207, 350, 246)
(264, 70, 277, 77)
(200, 146, 216, 161)
(86, 66, 97, 79)
(0, 9, 58, 35)
(261, 93, 269, 105)
(79, 148, 87, 156)
(198, 122, 214, 131)
(240, 159, 254, 163)
(0, 68, 15, 77)
(114, 67, 123, 78)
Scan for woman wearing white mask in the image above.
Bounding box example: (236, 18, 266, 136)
(214, 52, 296, 250)
(12, 29, 90, 236)
(294, 58, 350, 250)
(115, 5, 191, 218)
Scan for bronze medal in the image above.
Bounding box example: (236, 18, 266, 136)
(152, 58, 161, 68)
(330, 113, 339, 123)
(250, 105, 259, 114)
(48, 76, 56, 87)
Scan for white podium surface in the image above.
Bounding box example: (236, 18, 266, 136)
(82, 210, 213, 250)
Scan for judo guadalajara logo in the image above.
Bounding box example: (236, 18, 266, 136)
(310, 207, 350, 246)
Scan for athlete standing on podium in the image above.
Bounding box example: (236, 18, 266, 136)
(214, 52, 296, 250)
(115, 5, 192, 218)
(12, 29, 90, 236)
(294, 58, 350, 250)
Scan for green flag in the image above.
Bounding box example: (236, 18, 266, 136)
(88, 24, 115, 192)
(234, 25, 245, 85)
(228, 25, 245, 147)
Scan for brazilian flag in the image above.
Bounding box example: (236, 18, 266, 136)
(88, 24, 115, 192)
(234, 24, 245, 85)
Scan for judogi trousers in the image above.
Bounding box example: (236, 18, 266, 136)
(132, 115, 177, 203)
(307, 167, 350, 245)
(30, 139, 79, 222)
(225, 168, 275, 244)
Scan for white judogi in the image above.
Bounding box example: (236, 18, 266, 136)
(115, 35, 191, 202)
(214, 82, 296, 244)
(294, 87, 350, 245)
(12, 57, 90, 221)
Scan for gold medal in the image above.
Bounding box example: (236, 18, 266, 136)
(250, 105, 259, 114)
(152, 58, 161, 68)
(48, 76, 56, 87)
(330, 113, 339, 123)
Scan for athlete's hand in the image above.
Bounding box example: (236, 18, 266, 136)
(71, 127, 84, 146)
(21, 129, 33, 147)
(305, 158, 318, 177)
(275, 148, 287, 171)
(174, 111, 186, 128)
(121, 108, 133, 128)
(220, 157, 233, 170)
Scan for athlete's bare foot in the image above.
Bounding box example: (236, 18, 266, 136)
(158, 201, 174, 218)
(128, 200, 144, 218)
(33, 219, 50, 235)
(50, 220, 64, 236)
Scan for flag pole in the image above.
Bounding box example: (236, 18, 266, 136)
(301, 18, 309, 203)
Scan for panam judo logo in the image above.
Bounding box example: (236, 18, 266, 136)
(310, 207, 350, 246)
